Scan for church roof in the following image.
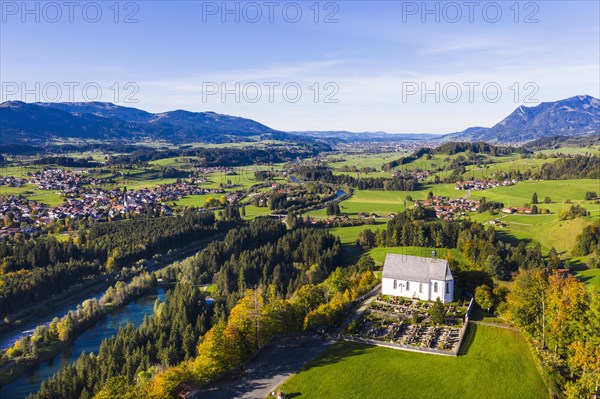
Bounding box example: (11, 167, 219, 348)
(382, 254, 453, 283)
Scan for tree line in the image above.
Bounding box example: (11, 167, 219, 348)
(107, 145, 328, 167)
(507, 269, 599, 398)
(382, 141, 527, 170)
(572, 220, 600, 257)
(356, 207, 550, 281)
(293, 166, 419, 191)
(0, 211, 221, 317)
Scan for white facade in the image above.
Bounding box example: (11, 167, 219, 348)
(381, 254, 454, 303)
(382, 277, 454, 303)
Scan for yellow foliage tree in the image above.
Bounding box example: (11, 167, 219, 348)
(145, 363, 194, 399)
(545, 274, 588, 358)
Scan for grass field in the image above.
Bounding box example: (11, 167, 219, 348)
(574, 268, 600, 291)
(365, 246, 459, 264)
(305, 190, 417, 218)
(299, 178, 599, 257)
(469, 179, 599, 207)
(278, 324, 548, 399)
(495, 214, 594, 254)
(242, 204, 271, 219)
(537, 145, 600, 156)
(324, 151, 408, 169)
(0, 184, 64, 206)
(173, 193, 222, 207)
(466, 179, 599, 253)
(328, 221, 388, 245)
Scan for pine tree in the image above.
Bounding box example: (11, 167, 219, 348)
(532, 192, 539, 204)
(430, 298, 445, 325)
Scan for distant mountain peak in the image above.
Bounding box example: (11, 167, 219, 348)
(443, 95, 600, 143)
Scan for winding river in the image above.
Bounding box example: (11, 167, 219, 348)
(0, 289, 166, 399)
(1, 289, 107, 351)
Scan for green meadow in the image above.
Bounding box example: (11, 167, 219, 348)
(0, 184, 64, 206)
(278, 324, 548, 399)
(328, 221, 388, 245)
(302, 179, 599, 257)
(365, 246, 460, 264)
(574, 268, 600, 291)
(468, 179, 599, 206)
(324, 151, 408, 169)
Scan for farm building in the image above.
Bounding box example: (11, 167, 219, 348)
(381, 253, 454, 303)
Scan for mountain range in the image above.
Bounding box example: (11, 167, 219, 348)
(1, 95, 598, 147)
(442, 95, 600, 142)
(0, 101, 284, 145)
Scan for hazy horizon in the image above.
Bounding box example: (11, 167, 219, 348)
(2, 1, 599, 132)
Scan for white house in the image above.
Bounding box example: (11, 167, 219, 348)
(381, 253, 454, 303)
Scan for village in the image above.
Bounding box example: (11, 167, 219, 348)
(420, 195, 480, 221)
(0, 169, 233, 238)
(455, 178, 517, 191)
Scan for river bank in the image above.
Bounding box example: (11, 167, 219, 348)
(0, 275, 155, 386)
(1, 233, 223, 348)
(0, 232, 226, 394)
(0, 289, 167, 399)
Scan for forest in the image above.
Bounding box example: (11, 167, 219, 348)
(0, 210, 221, 317)
(294, 166, 420, 191)
(106, 145, 329, 167)
(29, 219, 349, 399)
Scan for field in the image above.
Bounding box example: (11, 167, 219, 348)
(574, 268, 600, 290)
(365, 246, 460, 264)
(316, 179, 599, 255)
(305, 190, 417, 218)
(278, 324, 548, 399)
(469, 179, 599, 208)
(324, 151, 408, 169)
(0, 184, 64, 206)
(328, 221, 388, 245)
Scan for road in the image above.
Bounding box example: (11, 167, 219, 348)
(339, 283, 381, 332)
(191, 335, 333, 399)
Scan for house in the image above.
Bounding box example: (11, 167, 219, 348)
(381, 253, 454, 303)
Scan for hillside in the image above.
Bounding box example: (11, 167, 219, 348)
(3, 95, 599, 146)
(0, 101, 284, 144)
(444, 95, 600, 143)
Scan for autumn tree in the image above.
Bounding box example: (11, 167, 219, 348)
(545, 274, 589, 359)
(227, 289, 273, 353)
(566, 338, 600, 399)
(506, 268, 549, 342)
(475, 285, 494, 313)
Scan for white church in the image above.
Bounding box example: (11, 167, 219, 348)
(381, 252, 454, 303)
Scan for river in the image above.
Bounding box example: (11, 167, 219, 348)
(0, 289, 106, 351)
(0, 289, 166, 399)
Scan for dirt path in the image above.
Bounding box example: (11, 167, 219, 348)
(190, 335, 333, 399)
(339, 283, 381, 332)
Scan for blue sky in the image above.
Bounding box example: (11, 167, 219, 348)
(1, 0, 599, 133)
